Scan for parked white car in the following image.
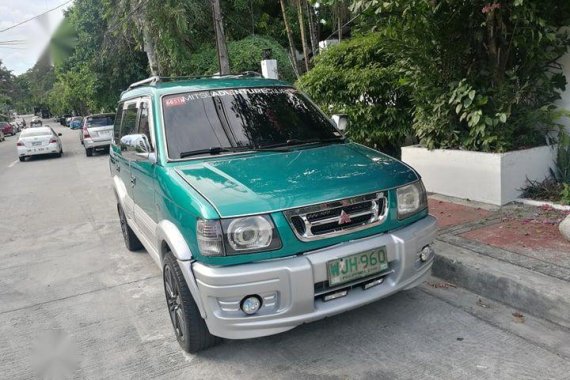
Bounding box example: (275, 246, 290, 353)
(17, 127, 63, 161)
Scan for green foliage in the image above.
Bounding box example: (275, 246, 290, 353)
(47, 0, 148, 115)
(349, 0, 570, 152)
(297, 33, 412, 156)
(187, 35, 295, 83)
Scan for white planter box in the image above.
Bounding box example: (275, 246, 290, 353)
(401, 145, 557, 206)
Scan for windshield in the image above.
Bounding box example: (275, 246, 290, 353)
(22, 129, 52, 137)
(162, 87, 341, 159)
(87, 115, 114, 127)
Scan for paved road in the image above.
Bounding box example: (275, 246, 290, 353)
(0, 117, 569, 379)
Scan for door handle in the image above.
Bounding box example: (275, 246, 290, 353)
(130, 176, 136, 187)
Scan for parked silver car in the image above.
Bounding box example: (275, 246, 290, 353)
(81, 113, 115, 156)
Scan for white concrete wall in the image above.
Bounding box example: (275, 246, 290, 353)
(501, 146, 557, 202)
(401, 145, 556, 205)
(556, 51, 570, 134)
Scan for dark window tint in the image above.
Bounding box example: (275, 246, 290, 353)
(138, 102, 151, 143)
(114, 103, 124, 140)
(162, 87, 339, 159)
(120, 104, 138, 138)
(87, 115, 115, 127)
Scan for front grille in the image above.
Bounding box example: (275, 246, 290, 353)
(284, 192, 388, 241)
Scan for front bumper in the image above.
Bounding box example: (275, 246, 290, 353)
(188, 215, 437, 339)
(84, 137, 111, 149)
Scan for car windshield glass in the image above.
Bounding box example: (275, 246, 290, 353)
(21, 129, 51, 137)
(87, 115, 114, 127)
(162, 87, 341, 159)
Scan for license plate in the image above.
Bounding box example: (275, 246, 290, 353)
(32, 142, 42, 146)
(100, 130, 111, 136)
(327, 248, 388, 287)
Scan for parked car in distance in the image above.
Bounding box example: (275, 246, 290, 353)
(10, 122, 21, 133)
(17, 126, 63, 161)
(1, 121, 15, 136)
(110, 75, 436, 353)
(30, 117, 43, 128)
(69, 116, 83, 129)
(81, 113, 115, 156)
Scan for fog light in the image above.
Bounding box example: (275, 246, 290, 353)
(419, 245, 433, 262)
(323, 289, 348, 302)
(241, 295, 262, 315)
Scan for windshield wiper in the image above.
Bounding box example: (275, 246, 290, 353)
(179, 146, 250, 158)
(255, 136, 345, 151)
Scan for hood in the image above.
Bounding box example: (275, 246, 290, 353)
(175, 143, 418, 218)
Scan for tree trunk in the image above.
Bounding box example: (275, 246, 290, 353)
(305, 0, 318, 56)
(279, 0, 299, 77)
(297, 0, 310, 72)
(143, 24, 160, 76)
(211, 0, 230, 75)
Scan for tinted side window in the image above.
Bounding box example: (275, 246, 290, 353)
(138, 102, 152, 149)
(114, 103, 124, 140)
(121, 104, 138, 137)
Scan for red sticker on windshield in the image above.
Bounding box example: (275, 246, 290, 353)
(165, 96, 187, 107)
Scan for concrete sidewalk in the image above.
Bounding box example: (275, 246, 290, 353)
(429, 195, 570, 329)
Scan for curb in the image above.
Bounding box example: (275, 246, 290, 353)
(432, 240, 570, 329)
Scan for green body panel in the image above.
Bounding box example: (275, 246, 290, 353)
(113, 77, 429, 267)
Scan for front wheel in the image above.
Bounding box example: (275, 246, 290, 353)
(163, 252, 221, 353)
(19, 156, 25, 162)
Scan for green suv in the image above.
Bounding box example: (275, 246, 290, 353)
(110, 74, 436, 353)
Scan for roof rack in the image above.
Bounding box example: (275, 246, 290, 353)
(126, 71, 264, 90)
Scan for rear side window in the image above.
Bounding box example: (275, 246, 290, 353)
(120, 104, 138, 137)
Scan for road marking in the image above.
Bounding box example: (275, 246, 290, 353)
(8, 160, 18, 168)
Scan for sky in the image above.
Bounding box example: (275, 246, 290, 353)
(0, 0, 72, 75)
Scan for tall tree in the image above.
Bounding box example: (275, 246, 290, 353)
(296, 0, 310, 72)
(212, 0, 230, 74)
(279, 0, 299, 77)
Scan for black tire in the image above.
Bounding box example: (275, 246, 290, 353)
(86, 148, 93, 157)
(117, 204, 143, 251)
(19, 156, 25, 162)
(163, 252, 221, 353)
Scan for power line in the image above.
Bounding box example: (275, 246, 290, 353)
(0, 0, 74, 33)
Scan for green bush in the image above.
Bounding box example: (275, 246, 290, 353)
(297, 34, 413, 157)
(350, 0, 570, 152)
(188, 35, 296, 83)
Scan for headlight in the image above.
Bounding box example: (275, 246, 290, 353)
(396, 181, 427, 219)
(197, 215, 282, 256)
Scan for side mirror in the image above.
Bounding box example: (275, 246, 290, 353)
(58, 133, 62, 136)
(120, 134, 154, 162)
(331, 114, 349, 132)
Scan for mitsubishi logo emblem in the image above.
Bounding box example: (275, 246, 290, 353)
(339, 210, 352, 225)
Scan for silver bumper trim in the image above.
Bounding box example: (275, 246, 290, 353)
(188, 215, 437, 339)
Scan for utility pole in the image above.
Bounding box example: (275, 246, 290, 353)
(211, 0, 230, 75)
